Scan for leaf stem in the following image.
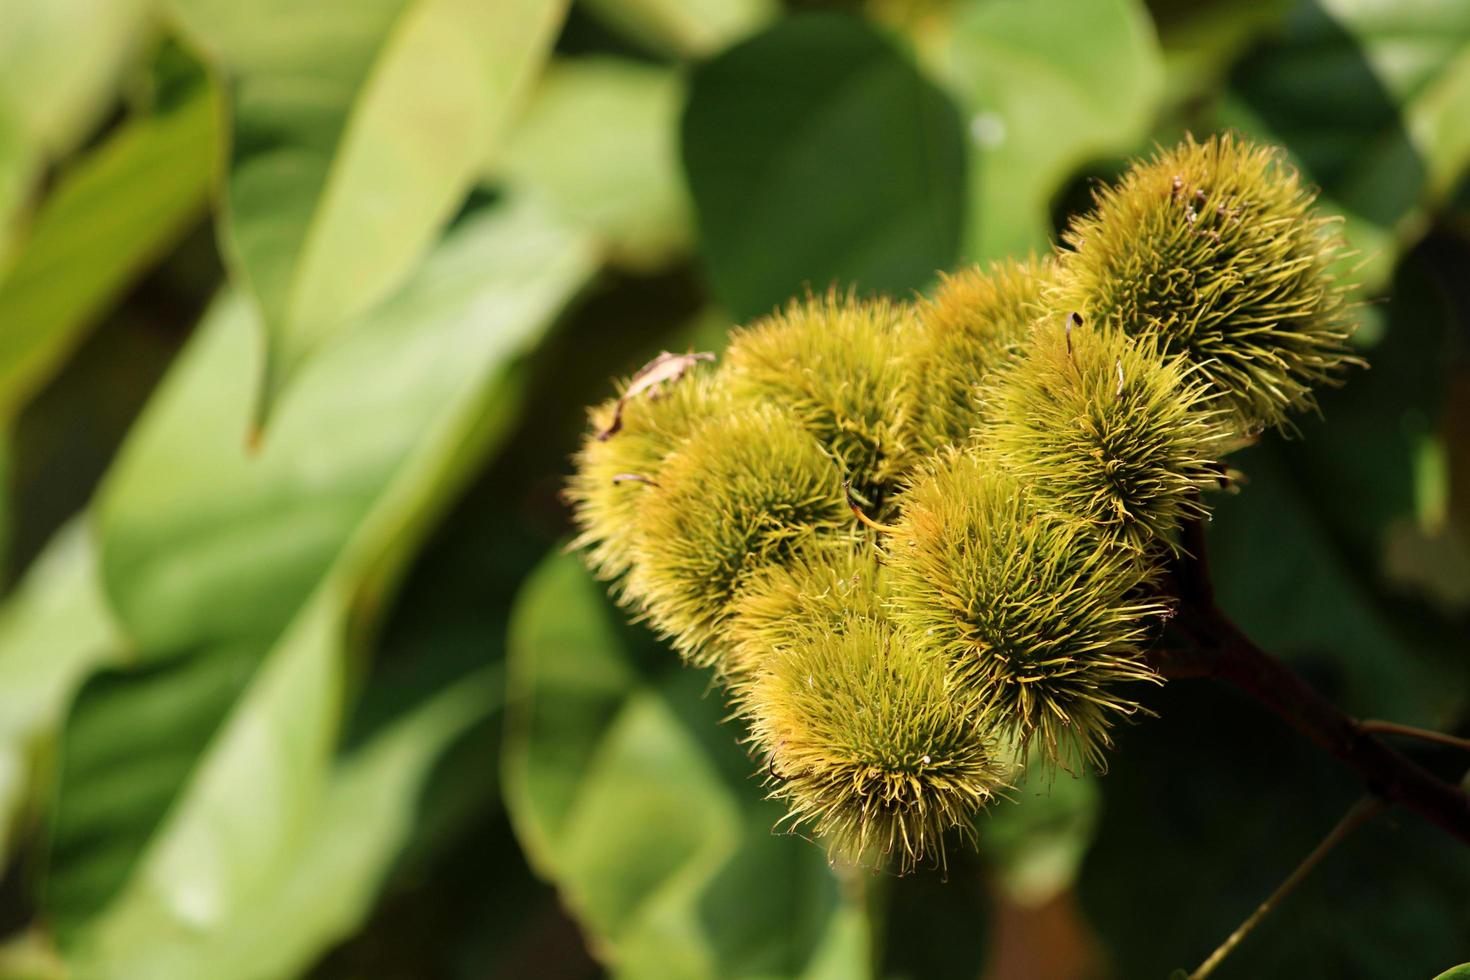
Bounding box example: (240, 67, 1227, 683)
(1187, 796, 1384, 980)
(1359, 720, 1470, 754)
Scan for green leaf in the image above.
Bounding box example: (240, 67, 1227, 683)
(1080, 680, 1470, 977)
(166, 0, 569, 423)
(96, 197, 596, 657)
(43, 198, 595, 949)
(0, 520, 124, 865)
(1219, 0, 1470, 289)
(503, 551, 870, 978)
(1434, 965, 1470, 980)
(497, 57, 692, 271)
(682, 13, 967, 321)
(580, 0, 775, 58)
(67, 631, 498, 980)
(0, 0, 153, 257)
(977, 759, 1099, 907)
(0, 85, 217, 422)
(927, 0, 1164, 263)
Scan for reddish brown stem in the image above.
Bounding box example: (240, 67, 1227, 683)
(1153, 527, 1470, 847)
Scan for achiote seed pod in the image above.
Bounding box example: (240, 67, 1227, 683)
(568, 360, 726, 586)
(724, 544, 887, 686)
(988, 315, 1227, 553)
(888, 450, 1165, 771)
(745, 614, 1007, 873)
(1051, 133, 1358, 432)
(726, 291, 914, 517)
(903, 258, 1053, 455)
(630, 405, 854, 668)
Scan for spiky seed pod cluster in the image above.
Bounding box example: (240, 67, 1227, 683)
(888, 452, 1167, 771)
(902, 258, 1053, 455)
(987, 317, 1227, 554)
(568, 133, 1360, 874)
(726, 292, 914, 515)
(1051, 133, 1359, 433)
(630, 405, 853, 665)
(748, 615, 1006, 872)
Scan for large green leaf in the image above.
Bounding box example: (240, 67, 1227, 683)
(580, 0, 774, 58)
(0, 85, 216, 422)
(66, 602, 497, 980)
(682, 13, 967, 321)
(166, 0, 569, 422)
(96, 197, 596, 657)
(497, 57, 692, 271)
(0, 520, 124, 865)
(42, 198, 596, 951)
(928, 0, 1164, 263)
(0, 0, 152, 259)
(503, 551, 870, 978)
(1220, 0, 1470, 289)
(1080, 680, 1470, 977)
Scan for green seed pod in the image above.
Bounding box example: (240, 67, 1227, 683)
(988, 316, 1227, 553)
(903, 258, 1053, 455)
(888, 450, 1165, 772)
(1052, 133, 1358, 432)
(568, 362, 726, 586)
(631, 405, 853, 667)
(746, 615, 1007, 873)
(726, 291, 914, 516)
(724, 544, 886, 686)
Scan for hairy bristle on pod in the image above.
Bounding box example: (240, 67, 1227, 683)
(903, 258, 1052, 455)
(888, 450, 1166, 772)
(726, 291, 914, 517)
(630, 405, 854, 668)
(568, 365, 726, 585)
(724, 545, 886, 687)
(745, 615, 1007, 873)
(1052, 132, 1358, 432)
(987, 316, 1227, 553)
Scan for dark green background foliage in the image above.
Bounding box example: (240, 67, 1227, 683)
(0, 0, 1466, 978)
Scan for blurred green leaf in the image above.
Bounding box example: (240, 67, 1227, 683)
(1220, 0, 1470, 289)
(96, 198, 596, 657)
(1209, 445, 1457, 727)
(928, 0, 1164, 263)
(498, 57, 692, 271)
(977, 761, 1099, 908)
(41, 199, 595, 956)
(1081, 681, 1470, 977)
(0, 520, 124, 864)
(166, 0, 569, 423)
(0, 85, 216, 423)
(0, 0, 153, 259)
(503, 550, 870, 978)
(682, 13, 967, 321)
(1435, 965, 1470, 980)
(68, 642, 497, 980)
(580, 0, 774, 58)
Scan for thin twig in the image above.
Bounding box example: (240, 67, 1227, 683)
(1360, 720, 1470, 754)
(1188, 796, 1384, 980)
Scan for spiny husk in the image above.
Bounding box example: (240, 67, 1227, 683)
(1051, 132, 1358, 432)
(903, 257, 1053, 455)
(746, 615, 1007, 873)
(724, 544, 887, 687)
(887, 450, 1166, 772)
(726, 291, 915, 516)
(630, 404, 854, 667)
(567, 366, 727, 585)
(987, 316, 1228, 553)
